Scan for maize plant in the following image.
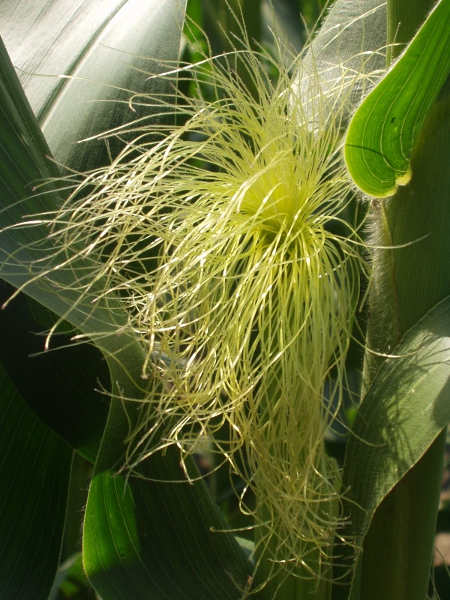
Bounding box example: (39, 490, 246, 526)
(0, 0, 449, 599)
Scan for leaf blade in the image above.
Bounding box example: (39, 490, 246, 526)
(0, 363, 72, 600)
(345, 0, 450, 197)
(338, 296, 450, 592)
(1, 0, 188, 172)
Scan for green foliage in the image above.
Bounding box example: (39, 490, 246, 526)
(0, 362, 72, 600)
(348, 0, 450, 598)
(338, 297, 450, 598)
(0, 1, 449, 599)
(345, 0, 450, 197)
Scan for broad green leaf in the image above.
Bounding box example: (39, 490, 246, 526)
(0, 33, 135, 345)
(0, 0, 192, 458)
(84, 458, 252, 600)
(0, 363, 72, 600)
(338, 296, 450, 594)
(0, 4, 252, 598)
(0, 0, 188, 172)
(345, 0, 450, 197)
(300, 0, 387, 110)
(0, 34, 115, 461)
(0, 0, 191, 460)
(0, 285, 109, 463)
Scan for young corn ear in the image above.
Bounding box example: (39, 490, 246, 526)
(28, 26, 383, 597)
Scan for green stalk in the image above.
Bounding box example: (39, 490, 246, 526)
(387, 0, 436, 63)
(359, 0, 450, 597)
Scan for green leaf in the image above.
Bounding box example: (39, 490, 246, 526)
(0, 0, 191, 458)
(48, 552, 95, 600)
(0, 4, 155, 461)
(1, 4, 252, 598)
(0, 362, 72, 600)
(0, 285, 109, 463)
(0, 30, 139, 381)
(338, 296, 450, 593)
(345, 0, 450, 197)
(1, 0, 187, 172)
(84, 459, 252, 600)
(301, 0, 387, 110)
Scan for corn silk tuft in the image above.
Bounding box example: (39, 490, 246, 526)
(33, 28, 384, 593)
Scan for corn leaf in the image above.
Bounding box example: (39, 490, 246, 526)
(0, 0, 191, 459)
(0, 286, 109, 463)
(0, 34, 128, 456)
(0, 0, 187, 172)
(0, 363, 72, 600)
(0, 2, 252, 598)
(345, 0, 450, 197)
(337, 296, 450, 595)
